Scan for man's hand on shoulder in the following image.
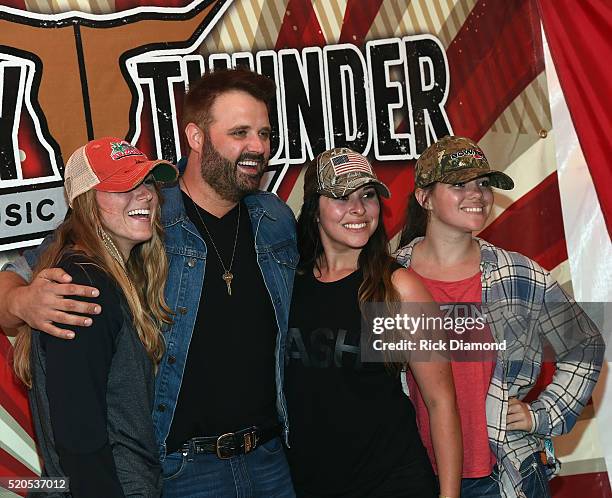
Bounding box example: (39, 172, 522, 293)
(4, 268, 101, 339)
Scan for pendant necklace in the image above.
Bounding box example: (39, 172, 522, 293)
(182, 179, 240, 296)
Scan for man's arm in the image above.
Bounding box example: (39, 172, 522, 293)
(0, 254, 102, 339)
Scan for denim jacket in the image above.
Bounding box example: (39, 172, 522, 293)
(5, 183, 298, 461)
(153, 184, 297, 459)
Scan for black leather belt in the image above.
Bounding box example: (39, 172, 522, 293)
(179, 426, 280, 459)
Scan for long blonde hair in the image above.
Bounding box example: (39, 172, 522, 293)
(13, 188, 172, 388)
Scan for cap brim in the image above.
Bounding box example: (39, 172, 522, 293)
(321, 177, 391, 199)
(438, 168, 514, 190)
(94, 159, 178, 192)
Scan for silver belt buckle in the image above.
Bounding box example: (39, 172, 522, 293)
(216, 432, 234, 459)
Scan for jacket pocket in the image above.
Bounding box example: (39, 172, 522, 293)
(269, 241, 299, 269)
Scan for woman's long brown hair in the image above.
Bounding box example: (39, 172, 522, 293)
(13, 188, 173, 388)
(398, 186, 433, 248)
(296, 189, 401, 371)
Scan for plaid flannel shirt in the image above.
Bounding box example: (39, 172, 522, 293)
(395, 237, 605, 498)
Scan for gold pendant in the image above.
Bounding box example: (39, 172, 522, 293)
(222, 270, 233, 296)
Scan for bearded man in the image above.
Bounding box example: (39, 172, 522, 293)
(0, 69, 298, 497)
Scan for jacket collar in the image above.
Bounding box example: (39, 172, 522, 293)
(160, 182, 277, 228)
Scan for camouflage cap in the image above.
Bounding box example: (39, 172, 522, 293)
(304, 147, 391, 199)
(415, 136, 514, 190)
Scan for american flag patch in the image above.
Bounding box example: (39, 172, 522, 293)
(330, 152, 373, 176)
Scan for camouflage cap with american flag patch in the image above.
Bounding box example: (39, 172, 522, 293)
(415, 136, 514, 190)
(304, 147, 391, 199)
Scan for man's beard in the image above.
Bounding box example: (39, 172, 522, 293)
(199, 138, 266, 203)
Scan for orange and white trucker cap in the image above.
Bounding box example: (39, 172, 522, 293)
(63, 137, 178, 207)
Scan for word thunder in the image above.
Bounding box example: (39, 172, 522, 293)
(127, 35, 452, 166)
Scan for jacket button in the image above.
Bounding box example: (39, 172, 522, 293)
(178, 306, 187, 315)
(187, 258, 196, 267)
(168, 355, 176, 365)
(157, 404, 166, 412)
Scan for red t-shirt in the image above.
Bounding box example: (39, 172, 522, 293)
(407, 270, 496, 478)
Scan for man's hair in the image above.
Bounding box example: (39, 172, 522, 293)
(182, 68, 276, 131)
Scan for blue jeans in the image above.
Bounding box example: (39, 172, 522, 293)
(518, 453, 552, 498)
(161, 437, 296, 497)
(461, 472, 501, 498)
(460, 453, 551, 498)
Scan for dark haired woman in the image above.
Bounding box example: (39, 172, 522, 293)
(13, 137, 177, 497)
(285, 148, 461, 498)
(395, 136, 604, 498)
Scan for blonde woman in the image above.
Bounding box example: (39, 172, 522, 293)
(13, 137, 177, 497)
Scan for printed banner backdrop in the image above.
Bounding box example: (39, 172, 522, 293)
(0, 1, 609, 497)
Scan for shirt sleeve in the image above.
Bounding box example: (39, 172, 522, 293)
(0, 234, 55, 281)
(41, 259, 126, 498)
(529, 273, 605, 437)
(1, 254, 33, 282)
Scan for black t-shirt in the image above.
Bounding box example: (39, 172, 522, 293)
(166, 195, 278, 453)
(32, 252, 160, 497)
(285, 267, 429, 497)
